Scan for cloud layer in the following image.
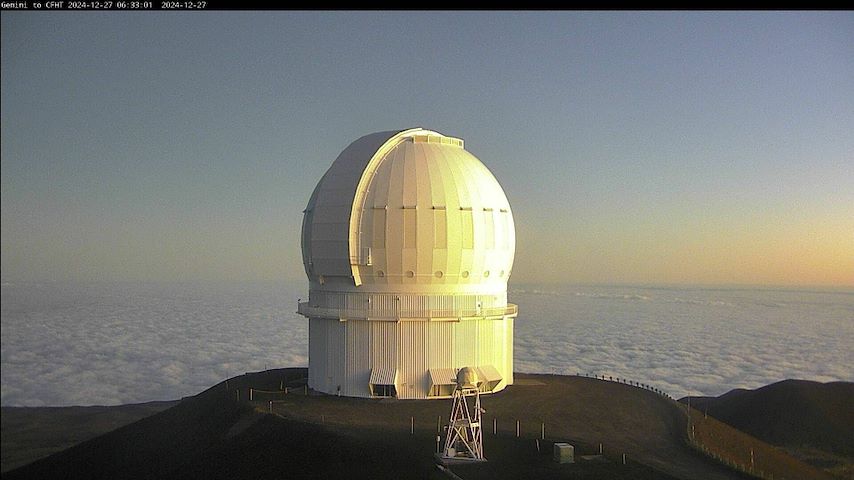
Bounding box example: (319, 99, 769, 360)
(1, 282, 308, 406)
(513, 285, 854, 398)
(2, 282, 852, 406)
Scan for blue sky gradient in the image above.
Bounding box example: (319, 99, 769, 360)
(2, 12, 852, 285)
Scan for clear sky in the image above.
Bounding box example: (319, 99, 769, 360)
(2, 12, 852, 287)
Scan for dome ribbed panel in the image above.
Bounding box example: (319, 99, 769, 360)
(412, 143, 433, 281)
(431, 144, 459, 283)
(350, 139, 513, 291)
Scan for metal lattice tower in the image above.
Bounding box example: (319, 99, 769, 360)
(441, 367, 486, 462)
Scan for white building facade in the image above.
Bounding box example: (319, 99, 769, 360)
(298, 128, 517, 399)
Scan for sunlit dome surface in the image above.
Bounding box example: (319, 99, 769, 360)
(301, 128, 515, 292)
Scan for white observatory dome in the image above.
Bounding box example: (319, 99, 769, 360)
(298, 128, 517, 399)
(301, 128, 515, 292)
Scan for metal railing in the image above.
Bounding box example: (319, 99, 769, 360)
(297, 302, 517, 320)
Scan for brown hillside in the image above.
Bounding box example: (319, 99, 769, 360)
(682, 380, 853, 456)
(1, 401, 177, 473)
(681, 380, 854, 478)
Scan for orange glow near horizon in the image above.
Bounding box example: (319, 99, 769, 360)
(512, 209, 854, 287)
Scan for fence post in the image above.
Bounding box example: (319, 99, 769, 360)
(411, 416, 414, 435)
(599, 443, 603, 454)
(269, 401, 272, 413)
(250, 388, 253, 401)
(622, 453, 626, 464)
(493, 417, 496, 436)
(516, 420, 520, 437)
(541, 422, 545, 439)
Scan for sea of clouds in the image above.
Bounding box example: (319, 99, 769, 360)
(2, 281, 852, 406)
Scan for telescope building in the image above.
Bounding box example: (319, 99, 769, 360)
(298, 128, 517, 399)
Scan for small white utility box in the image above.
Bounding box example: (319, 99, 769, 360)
(553, 443, 575, 464)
